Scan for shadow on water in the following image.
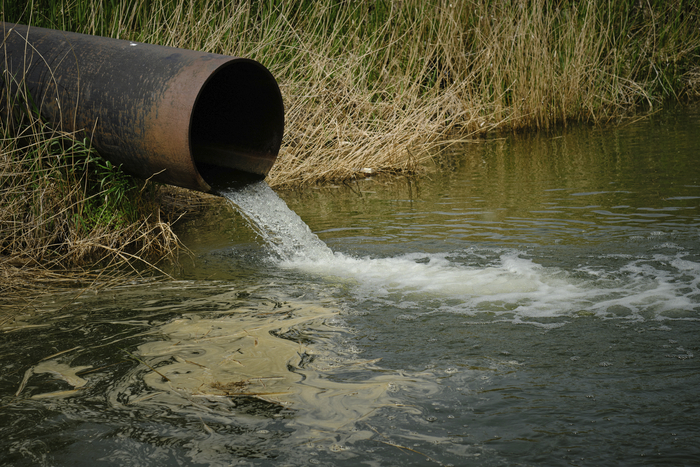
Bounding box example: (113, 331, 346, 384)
(2, 105, 700, 466)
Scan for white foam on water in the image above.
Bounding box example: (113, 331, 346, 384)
(224, 181, 700, 322)
(289, 250, 566, 299)
(575, 254, 700, 320)
(289, 250, 613, 321)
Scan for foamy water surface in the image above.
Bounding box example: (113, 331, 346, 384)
(224, 181, 700, 327)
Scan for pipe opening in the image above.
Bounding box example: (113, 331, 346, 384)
(190, 59, 284, 190)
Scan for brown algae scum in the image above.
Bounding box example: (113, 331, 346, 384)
(108, 293, 437, 440)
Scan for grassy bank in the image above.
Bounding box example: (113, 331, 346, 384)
(6, 0, 699, 185)
(2, 0, 700, 295)
(0, 86, 186, 304)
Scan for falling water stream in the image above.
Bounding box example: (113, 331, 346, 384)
(1, 105, 699, 466)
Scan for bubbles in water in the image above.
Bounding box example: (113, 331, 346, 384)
(223, 181, 700, 325)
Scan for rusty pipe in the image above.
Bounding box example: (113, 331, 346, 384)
(0, 22, 284, 193)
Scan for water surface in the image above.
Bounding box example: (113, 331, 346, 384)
(1, 106, 699, 466)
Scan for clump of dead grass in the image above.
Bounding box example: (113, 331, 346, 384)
(0, 83, 187, 304)
(684, 66, 700, 98)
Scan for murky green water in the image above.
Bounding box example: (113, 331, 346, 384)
(2, 106, 699, 466)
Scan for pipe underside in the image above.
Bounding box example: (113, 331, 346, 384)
(0, 22, 284, 193)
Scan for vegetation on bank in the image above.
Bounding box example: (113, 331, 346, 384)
(6, 0, 699, 184)
(0, 90, 185, 302)
(2, 0, 700, 295)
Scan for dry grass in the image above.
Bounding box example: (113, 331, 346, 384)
(264, 1, 700, 187)
(0, 83, 189, 304)
(6, 1, 700, 189)
(685, 66, 700, 98)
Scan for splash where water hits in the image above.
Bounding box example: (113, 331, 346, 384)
(223, 181, 699, 326)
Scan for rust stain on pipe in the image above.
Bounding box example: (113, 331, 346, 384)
(0, 22, 284, 192)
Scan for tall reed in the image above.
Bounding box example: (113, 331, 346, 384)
(6, 0, 697, 188)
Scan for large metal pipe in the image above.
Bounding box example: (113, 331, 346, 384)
(0, 22, 284, 193)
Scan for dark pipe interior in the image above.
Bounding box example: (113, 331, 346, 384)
(190, 59, 284, 191)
